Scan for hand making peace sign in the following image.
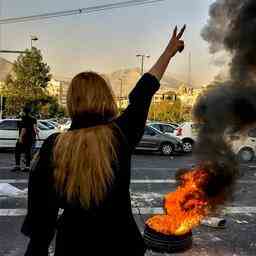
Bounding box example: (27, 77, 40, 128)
(168, 25, 186, 57)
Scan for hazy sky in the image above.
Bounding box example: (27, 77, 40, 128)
(0, 0, 219, 86)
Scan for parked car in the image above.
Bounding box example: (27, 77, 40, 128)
(229, 128, 256, 162)
(167, 122, 179, 128)
(136, 125, 183, 155)
(60, 119, 71, 131)
(38, 120, 58, 130)
(173, 122, 201, 153)
(47, 119, 61, 128)
(0, 119, 58, 149)
(148, 122, 177, 136)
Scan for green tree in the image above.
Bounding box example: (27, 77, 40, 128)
(38, 96, 67, 119)
(149, 98, 190, 123)
(2, 47, 51, 116)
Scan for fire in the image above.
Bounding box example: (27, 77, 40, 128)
(146, 168, 211, 236)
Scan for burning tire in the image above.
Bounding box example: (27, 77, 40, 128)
(182, 139, 194, 153)
(161, 143, 174, 156)
(144, 225, 192, 253)
(238, 147, 255, 162)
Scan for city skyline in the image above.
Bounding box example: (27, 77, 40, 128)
(0, 0, 220, 87)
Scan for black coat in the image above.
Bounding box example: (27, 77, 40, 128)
(21, 73, 160, 256)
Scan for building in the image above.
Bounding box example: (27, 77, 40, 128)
(47, 78, 70, 107)
(153, 87, 175, 103)
(116, 97, 129, 109)
(176, 84, 202, 107)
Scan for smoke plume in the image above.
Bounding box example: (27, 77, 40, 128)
(192, 0, 256, 198)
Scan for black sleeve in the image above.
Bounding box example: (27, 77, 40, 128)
(21, 133, 59, 256)
(32, 117, 37, 125)
(115, 73, 160, 151)
(20, 118, 25, 129)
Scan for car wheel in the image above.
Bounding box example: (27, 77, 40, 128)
(182, 140, 193, 153)
(238, 148, 254, 162)
(161, 143, 174, 156)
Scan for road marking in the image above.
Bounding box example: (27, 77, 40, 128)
(1, 206, 256, 216)
(1, 179, 256, 185)
(0, 166, 13, 170)
(134, 166, 256, 172)
(0, 179, 28, 184)
(0, 209, 26, 216)
(133, 207, 256, 215)
(132, 167, 179, 171)
(132, 179, 176, 184)
(0, 164, 254, 170)
(131, 179, 256, 184)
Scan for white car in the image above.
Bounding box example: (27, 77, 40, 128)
(173, 122, 200, 153)
(230, 128, 256, 162)
(39, 119, 61, 130)
(0, 119, 59, 149)
(60, 119, 71, 131)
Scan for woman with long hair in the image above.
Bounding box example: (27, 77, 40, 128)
(22, 25, 185, 256)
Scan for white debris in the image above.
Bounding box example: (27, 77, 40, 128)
(0, 183, 27, 197)
(211, 236, 222, 242)
(234, 219, 249, 224)
(201, 217, 226, 228)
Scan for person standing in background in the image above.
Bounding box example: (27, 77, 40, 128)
(12, 105, 38, 172)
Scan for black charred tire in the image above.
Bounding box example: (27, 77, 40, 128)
(144, 226, 193, 253)
(238, 148, 255, 162)
(160, 143, 174, 156)
(182, 139, 194, 153)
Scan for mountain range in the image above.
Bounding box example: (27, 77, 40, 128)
(104, 68, 185, 96)
(0, 57, 186, 95)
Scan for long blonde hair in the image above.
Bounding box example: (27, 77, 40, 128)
(53, 72, 118, 208)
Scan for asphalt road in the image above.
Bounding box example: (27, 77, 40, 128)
(0, 151, 256, 256)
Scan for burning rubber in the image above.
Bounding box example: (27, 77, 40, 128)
(144, 226, 192, 253)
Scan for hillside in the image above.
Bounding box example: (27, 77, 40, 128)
(105, 68, 185, 97)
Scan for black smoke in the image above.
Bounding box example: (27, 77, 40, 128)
(192, 0, 256, 199)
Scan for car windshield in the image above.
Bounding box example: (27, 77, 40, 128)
(39, 121, 55, 129)
(38, 122, 51, 130)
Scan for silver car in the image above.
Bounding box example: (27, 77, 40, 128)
(136, 125, 183, 156)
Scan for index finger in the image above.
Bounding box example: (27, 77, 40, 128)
(177, 25, 186, 39)
(172, 26, 178, 38)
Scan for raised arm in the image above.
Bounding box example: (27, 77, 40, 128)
(149, 25, 186, 81)
(116, 25, 186, 151)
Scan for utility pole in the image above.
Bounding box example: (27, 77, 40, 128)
(188, 52, 191, 87)
(119, 78, 123, 109)
(136, 54, 150, 76)
(30, 35, 39, 49)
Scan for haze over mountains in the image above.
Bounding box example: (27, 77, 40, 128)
(0, 58, 187, 96)
(104, 68, 186, 96)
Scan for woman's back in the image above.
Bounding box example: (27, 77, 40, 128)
(22, 73, 160, 256)
(21, 25, 185, 256)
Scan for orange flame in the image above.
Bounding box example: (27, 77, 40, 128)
(146, 168, 211, 236)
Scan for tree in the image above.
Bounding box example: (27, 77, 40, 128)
(2, 47, 51, 116)
(148, 98, 190, 123)
(38, 96, 67, 119)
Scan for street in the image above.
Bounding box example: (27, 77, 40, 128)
(0, 151, 256, 256)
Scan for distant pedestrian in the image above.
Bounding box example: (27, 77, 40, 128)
(12, 105, 38, 172)
(21, 25, 186, 255)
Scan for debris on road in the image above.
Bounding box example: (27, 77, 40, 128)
(234, 219, 249, 224)
(0, 183, 27, 197)
(201, 217, 226, 228)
